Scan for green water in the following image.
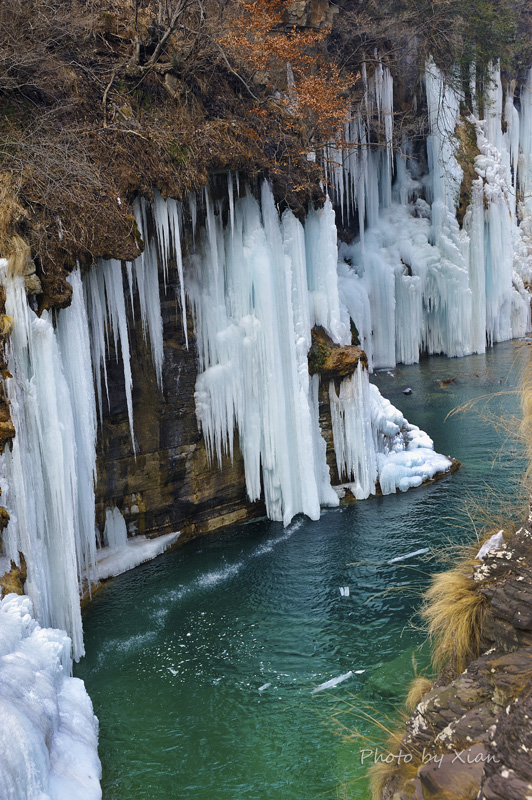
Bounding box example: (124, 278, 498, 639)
(76, 342, 529, 800)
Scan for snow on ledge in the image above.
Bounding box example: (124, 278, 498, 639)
(96, 532, 180, 581)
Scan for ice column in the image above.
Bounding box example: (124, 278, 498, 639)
(328, 363, 378, 499)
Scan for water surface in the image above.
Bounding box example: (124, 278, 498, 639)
(76, 342, 529, 799)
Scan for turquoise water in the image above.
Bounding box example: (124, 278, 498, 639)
(76, 342, 529, 800)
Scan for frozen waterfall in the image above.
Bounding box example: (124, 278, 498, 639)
(331, 60, 532, 368)
(0, 267, 96, 661)
(0, 594, 101, 800)
(189, 182, 452, 523)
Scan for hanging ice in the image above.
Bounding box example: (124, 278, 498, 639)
(0, 266, 97, 660)
(332, 59, 531, 369)
(189, 182, 341, 525)
(188, 181, 452, 521)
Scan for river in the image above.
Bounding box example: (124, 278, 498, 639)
(75, 341, 529, 799)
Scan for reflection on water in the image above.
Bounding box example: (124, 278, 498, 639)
(76, 342, 529, 800)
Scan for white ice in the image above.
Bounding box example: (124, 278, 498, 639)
(312, 670, 353, 694)
(0, 594, 101, 800)
(189, 182, 342, 525)
(96, 531, 180, 581)
(329, 363, 452, 498)
(0, 268, 96, 660)
(476, 530, 505, 561)
(332, 59, 532, 369)
(387, 547, 430, 564)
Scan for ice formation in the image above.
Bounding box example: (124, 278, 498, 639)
(96, 531, 180, 581)
(312, 671, 354, 694)
(85, 192, 187, 444)
(332, 60, 532, 369)
(0, 594, 101, 800)
(0, 53, 529, 800)
(189, 184, 452, 523)
(329, 363, 451, 498)
(189, 183, 344, 525)
(0, 267, 95, 661)
(3, 56, 527, 655)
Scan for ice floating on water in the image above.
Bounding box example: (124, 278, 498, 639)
(0, 594, 101, 800)
(387, 548, 430, 564)
(312, 671, 353, 694)
(258, 682, 271, 692)
(476, 530, 505, 561)
(339, 586, 350, 597)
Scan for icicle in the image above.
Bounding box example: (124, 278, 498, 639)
(189, 182, 338, 525)
(168, 198, 189, 348)
(328, 363, 378, 499)
(56, 270, 98, 591)
(305, 197, 350, 345)
(130, 198, 165, 388)
(102, 259, 136, 451)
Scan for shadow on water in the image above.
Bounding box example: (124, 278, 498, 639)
(76, 341, 529, 800)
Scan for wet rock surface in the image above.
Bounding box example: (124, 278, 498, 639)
(308, 325, 367, 379)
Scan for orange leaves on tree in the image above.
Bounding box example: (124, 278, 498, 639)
(218, 0, 352, 149)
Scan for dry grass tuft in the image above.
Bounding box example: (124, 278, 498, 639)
(421, 546, 487, 675)
(405, 676, 433, 713)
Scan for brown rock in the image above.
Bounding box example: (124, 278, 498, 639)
(0, 554, 27, 598)
(94, 254, 265, 543)
(308, 325, 367, 379)
(418, 745, 486, 799)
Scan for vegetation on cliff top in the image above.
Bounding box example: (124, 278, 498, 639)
(0, 0, 531, 296)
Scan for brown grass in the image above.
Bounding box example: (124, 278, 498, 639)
(420, 542, 487, 676)
(405, 676, 433, 713)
